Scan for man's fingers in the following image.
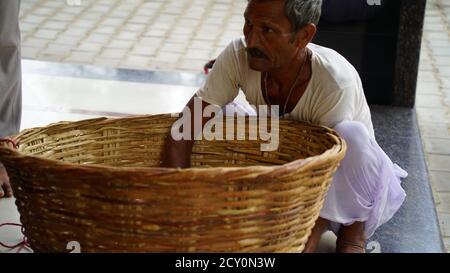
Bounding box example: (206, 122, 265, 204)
(4, 180, 13, 197)
(1, 174, 12, 198)
(1, 164, 13, 198)
(0, 181, 13, 198)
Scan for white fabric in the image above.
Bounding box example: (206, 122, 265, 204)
(322, 121, 407, 239)
(196, 37, 375, 138)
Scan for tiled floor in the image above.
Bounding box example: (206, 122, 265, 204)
(416, 0, 450, 252)
(19, 0, 245, 72)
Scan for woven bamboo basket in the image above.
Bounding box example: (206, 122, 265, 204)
(0, 114, 346, 253)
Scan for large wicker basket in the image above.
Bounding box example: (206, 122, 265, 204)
(0, 114, 346, 253)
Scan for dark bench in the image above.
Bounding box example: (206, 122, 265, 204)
(368, 106, 445, 252)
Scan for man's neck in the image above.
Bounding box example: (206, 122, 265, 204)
(267, 48, 309, 91)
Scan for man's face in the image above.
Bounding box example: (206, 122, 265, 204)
(243, 0, 300, 72)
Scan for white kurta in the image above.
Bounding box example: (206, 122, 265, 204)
(197, 38, 375, 138)
(0, 0, 22, 138)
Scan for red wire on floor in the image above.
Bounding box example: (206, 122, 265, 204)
(0, 223, 31, 252)
(0, 138, 18, 149)
(1, 140, 28, 252)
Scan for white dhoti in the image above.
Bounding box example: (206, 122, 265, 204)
(321, 121, 407, 239)
(0, 0, 22, 138)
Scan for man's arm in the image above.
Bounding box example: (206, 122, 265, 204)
(161, 39, 242, 168)
(160, 96, 214, 168)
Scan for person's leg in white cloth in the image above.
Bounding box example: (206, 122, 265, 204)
(306, 121, 407, 252)
(0, 0, 22, 198)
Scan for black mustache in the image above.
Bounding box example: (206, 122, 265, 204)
(247, 48, 268, 59)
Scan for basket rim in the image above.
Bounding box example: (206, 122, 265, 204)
(0, 114, 347, 178)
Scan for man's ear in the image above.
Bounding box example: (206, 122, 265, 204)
(294, 24, 317, 48)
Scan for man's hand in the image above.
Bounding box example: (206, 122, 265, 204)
(0, 164, 13, 198)
(161, 137, 194, 168)
(161, 96, 214, 168)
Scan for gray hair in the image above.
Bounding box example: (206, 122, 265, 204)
(248, 0, 322, 34)
(285, 0, 322, 33)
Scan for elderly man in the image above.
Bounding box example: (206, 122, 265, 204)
(0, 0, 22, 198)
(162, 0, 406, 253)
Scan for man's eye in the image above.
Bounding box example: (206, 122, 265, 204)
(263, 27, 274, 33)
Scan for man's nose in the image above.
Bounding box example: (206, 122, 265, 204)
(245, 29, 262, 48)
